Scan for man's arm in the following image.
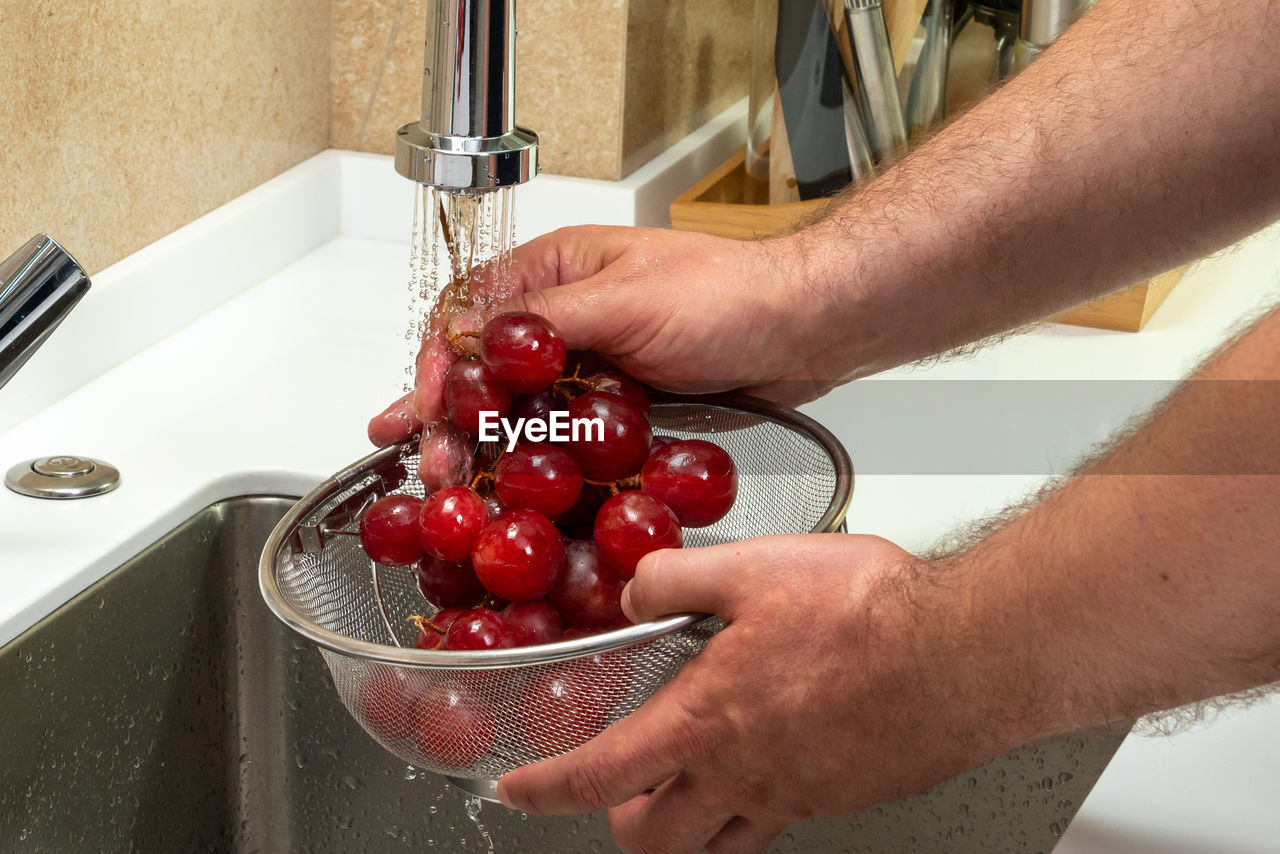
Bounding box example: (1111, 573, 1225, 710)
(798, 0, 1280, 379)
(951, 308, 1280, 743)
(372, 0, 1280, 449)
(496, 306, 1280, 854)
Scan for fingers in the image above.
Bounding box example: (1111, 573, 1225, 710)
(608, 773, 734, 854)
(368, 392, 421, 447)
(412, 325, 453, 427)
(621, 545, 746, 624)
(392, 226, 643, 473)
(408, 226, 634, 423)
(603, 782, 786, 854)
(705, 816, 787, 854)
(498, 280, 638, 354)
(498, 227, 663, 353)
(604, 792, 650, 831)
(507, 226, 651, 295)
(417, 421, 475, 491)
(497, 689, 698, 815)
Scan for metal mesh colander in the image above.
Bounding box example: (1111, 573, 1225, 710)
(260, 394, 853, 799)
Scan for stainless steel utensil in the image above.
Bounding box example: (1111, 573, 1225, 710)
(775, 0, 858, 198)
(843, 0, 908, 161)
(260, 393, 854, 802)
(1014, 0, 1090, 70)
(905, 0, 957, 133)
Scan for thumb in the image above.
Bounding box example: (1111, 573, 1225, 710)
(621, 545, 744, 624)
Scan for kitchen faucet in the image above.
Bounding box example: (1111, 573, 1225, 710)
(2, 235, 121, 498)
(394, 0, 539, 191)
(0, 234, 89, 393)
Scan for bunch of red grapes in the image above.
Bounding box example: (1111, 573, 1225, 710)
(353, 311, 738, 767)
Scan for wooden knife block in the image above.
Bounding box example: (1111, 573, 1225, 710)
(670, 147, 1187, 333)
(670, 0, 1186, 332)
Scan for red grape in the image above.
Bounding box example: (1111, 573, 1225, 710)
(356, 670, 416, 740)
(422, 606, 473, 647)
(552, 638, 633, 696)
(412, 680, 495, 769)
(564, 349, 605, 377)
(413, 557, 486, 609)
(583, 369, 650, 414)
(494, 442, 584, 518)
(566, 392, 652, 481)
(641, 439, 738, 527)
(413, 607, 471, 649)
(442, 608, 518, 651)
(594, 492, 682, 580)
(419, 485, 488, 561)
(359, 495, 426, 566)
(519, 669, 608, 758)
(417, 423, 474, 492)
(556, 483, 608, 540)
(445, 359, 511, 435)
(471, 509, 565, 601)
(598, 615, 635, 632)
(482, 492, 507, 520)
(414, 627, 442, 650)
(433, 606, 472, 631)
(479, 311, 567, 393)
(501, 599, 565, 646)
(550, 540, 624, 629)
(509, 388, 566, 424)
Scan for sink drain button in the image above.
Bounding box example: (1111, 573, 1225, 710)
(5, 456, 121, 499)
(33, 456, 96, 477)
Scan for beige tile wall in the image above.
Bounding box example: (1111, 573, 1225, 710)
(0, 1, 331, 275)
(333, 0, 631, 180)
(1, 0, 748, 277)
(332, 0, 750, 180)
(622, 0, 753, 175)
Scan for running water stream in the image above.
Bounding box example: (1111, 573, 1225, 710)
(404, 185, 517, 393)
(462, 794, 498, 853)
(403, 187, 513, 853)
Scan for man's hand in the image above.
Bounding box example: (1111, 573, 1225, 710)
(367, 225, 836, 484)
(496, 535, 1015, 854)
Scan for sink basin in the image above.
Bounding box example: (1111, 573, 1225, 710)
(0, 496, 1126, 852)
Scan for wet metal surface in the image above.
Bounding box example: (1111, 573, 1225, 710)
(0, 497, 1126, 852)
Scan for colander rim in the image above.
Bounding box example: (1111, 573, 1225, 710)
(258, 392, 853, 669)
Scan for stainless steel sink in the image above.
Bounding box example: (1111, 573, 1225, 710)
(0, 496, 1127, 852)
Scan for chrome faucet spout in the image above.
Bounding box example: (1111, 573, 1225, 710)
(0, 235, 90, 392)
(395, 0, 539, 191)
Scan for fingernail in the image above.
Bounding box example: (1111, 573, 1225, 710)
(619, 583, 637, 622)
(495, 780, 519, 811)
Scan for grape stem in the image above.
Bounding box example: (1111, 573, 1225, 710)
(446, 329, 481, 356)
(584, 475, 641, 496)
(552, 365, 600, 400)
(408, 613, 447, 636)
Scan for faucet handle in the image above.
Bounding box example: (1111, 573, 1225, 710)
(0, 234, 90, 392)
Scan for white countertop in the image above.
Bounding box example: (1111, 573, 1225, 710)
(3, 117, 1279, 850)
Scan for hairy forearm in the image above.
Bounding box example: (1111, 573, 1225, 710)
(788, 0, 1280, 379)
(938, 305, 1280, 746)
